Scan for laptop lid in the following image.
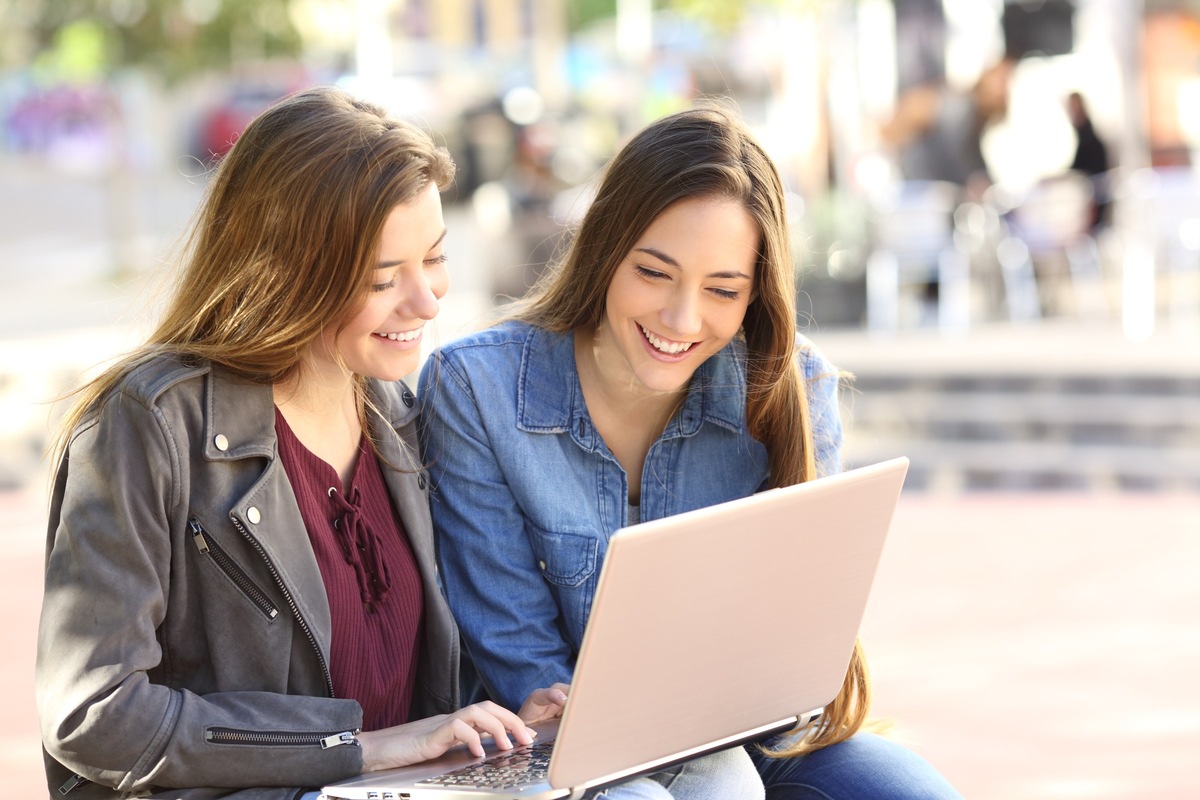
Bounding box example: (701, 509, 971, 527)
(546, 456, 908, 789)
(322, 457, 909, 799)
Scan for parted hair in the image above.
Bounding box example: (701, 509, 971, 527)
(52, 85, 454, 463)
(512, 102, 872, 755)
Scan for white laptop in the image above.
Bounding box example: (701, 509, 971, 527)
(322, 457, 910, 800)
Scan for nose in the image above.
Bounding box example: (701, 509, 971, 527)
(398, 267, 448, 321)
(660, 288, 702, 336)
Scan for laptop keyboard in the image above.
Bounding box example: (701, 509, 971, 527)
(415, 739, 555, 790)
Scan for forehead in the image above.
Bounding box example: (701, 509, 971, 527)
(377, 183, 445, 258)
(635, 197, 759, 275)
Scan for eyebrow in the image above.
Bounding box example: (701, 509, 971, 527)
(376, 228, 448, 269)
(634, 246, 753, 281)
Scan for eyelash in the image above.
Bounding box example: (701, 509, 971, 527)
(634, 265, 668, 280)
(633, 265, 741, 300)
(371, 254, 448, 292)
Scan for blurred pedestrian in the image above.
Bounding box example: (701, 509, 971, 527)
(36, 85, 569, 800)
(881, 57, 1016, 201)
(420, 103, 963, 799)
(1065, 91, 1112, 229)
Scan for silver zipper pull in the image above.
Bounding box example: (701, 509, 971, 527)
(58, 774, 90, 795)
(320, 730, 360, 749)
(189, 519, 210, 554)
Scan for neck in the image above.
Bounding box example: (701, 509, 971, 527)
(274, 361, 359, 419)
(574, 326, 684, 427)
(274, 363, 364, 489)
(574, 327, 686, 505)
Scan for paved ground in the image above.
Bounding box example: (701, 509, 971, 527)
(7, 484, 1198, 798)
(862, 491, 1200, 799)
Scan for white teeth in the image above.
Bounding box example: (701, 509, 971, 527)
(380, 328, 421, 342)
(640, 324, 692, 355)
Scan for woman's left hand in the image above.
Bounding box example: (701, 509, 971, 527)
(517, 683, 570, 724)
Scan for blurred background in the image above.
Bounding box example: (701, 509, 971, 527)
(1, 1, 1197, 798)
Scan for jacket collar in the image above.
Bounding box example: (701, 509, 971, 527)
(204, 364, 276, 461)
(203, 363, 420, 461)
(516, 326, 749, 438)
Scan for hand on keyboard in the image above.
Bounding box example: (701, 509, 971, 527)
(416, 739, 556, 790)
(358, 701, 537, 772)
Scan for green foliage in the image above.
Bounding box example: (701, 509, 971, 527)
(663, 0, 829, 32)
(663, 0, 745, 31)
(567, 0, 618, 33)
(19, 0, 303, 82)
(34, 19, 110, 81)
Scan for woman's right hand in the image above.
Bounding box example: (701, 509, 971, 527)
(357, 701, 537, 772)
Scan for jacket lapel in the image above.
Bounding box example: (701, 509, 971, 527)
(204, 365, 335, 665)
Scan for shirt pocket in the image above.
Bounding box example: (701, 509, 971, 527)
(526, 525, 599, 646)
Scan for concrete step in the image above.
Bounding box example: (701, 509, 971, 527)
(844, 389, 1199, 447)
(845, 436, 1200, 492)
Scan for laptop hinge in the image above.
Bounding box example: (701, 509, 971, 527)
(795, 708, 823, 729)
(564, 716, 799, 798)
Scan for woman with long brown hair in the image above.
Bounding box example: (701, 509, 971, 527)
(36, 86, 568, 800)
(419, 103, 962, 798)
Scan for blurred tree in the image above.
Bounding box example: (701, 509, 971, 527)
(34, 18, 109, 81)
(17, 0, 303, 81)
(567, 0, 618, 32)
(665, 0, 827, 32)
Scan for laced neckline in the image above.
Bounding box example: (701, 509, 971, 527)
(327, 482, 392, 608)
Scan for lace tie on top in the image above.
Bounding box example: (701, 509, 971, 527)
(329, 485, 392, 607)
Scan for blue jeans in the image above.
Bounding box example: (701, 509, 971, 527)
(589, 744, 764, 799)
(748, 733, 963, 800)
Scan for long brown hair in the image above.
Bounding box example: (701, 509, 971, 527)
(512, 103, 869, 754)
(51, 85, 454, 465)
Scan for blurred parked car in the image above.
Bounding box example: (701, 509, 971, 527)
(191, 85, 287, 162)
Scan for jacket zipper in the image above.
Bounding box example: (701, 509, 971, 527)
(57, 774, 91, 796)
(227, 514, 337, 698)
(189, 518, 279, 620)
(206, 727, 360, 749)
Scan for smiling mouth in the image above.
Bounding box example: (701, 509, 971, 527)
(638, 324, 697, 355)
(374, 327, 422, 342)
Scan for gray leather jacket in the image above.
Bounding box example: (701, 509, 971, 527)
(36, 356, 461, 799)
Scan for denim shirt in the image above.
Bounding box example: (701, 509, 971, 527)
(418, 320, 844, 710)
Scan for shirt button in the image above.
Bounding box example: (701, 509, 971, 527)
(246, 507, 261, 525)
(538, 560, 547, 571)
(417, 473, 426, 490)
(401, 389, 415, 408)
(214, 434, 229, 451)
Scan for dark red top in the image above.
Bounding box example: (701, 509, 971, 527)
(274, 408, 424, 730)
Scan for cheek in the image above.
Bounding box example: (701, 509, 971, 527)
(338, 299, 387, 339)
(717, 302, 752, 339)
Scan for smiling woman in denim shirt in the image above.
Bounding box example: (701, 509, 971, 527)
(419, 104, 963, 799)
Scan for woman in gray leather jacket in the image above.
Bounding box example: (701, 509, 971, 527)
(35, 86, 566, 800)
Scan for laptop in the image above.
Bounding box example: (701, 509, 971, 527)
(322, 457, 910, 800)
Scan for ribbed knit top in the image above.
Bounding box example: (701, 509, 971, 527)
(274, 407, 423, 730)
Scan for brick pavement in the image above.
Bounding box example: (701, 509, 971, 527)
(862, 491, 1200, 799)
